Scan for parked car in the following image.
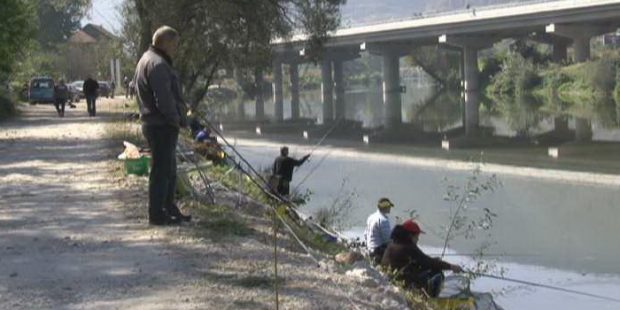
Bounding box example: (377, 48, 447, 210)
(70, 80, 84, 99)
(98, 81, 111, 98)
(28, 77, 55, 104)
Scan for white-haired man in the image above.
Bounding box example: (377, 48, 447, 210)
(134, 25, 190, 225)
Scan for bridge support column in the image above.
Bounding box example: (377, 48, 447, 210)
(255, 68, 265, 121)
(439, 34, 496, 137)
(272, 60, 284, 122)
(552, 40, 569, 134)
(321, 59, 334, 123)
(333, 60, 345, 120)
(289, 62, 300, 120)
(463, 46, 480, 136)
(382, 49, 402, 129)
(552, 40, 568, 64)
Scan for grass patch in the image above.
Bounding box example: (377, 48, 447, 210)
(103, 117, 145, 146)
(189, 202, 253, 239)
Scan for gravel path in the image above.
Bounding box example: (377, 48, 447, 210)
(0, 99, 411, 310)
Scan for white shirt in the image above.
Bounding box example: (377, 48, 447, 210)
(365, 210, 392, 251)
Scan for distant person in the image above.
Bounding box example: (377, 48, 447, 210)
(189, 117, 202, 137)
(365, 198, 394, 264)
(128, 79, 135, 99)
(123, 76, 130, 98)
(271, 146, 310, 196)
(195, 126, 216, 143)
(381, 219, 463, 297)
(53, 79, 69, 117)
(134, 25, 190, 225)
(110, 80, 116, 98)
(83, 77, 99, 117)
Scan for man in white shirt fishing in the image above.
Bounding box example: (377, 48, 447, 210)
(365, 197, 394, 264)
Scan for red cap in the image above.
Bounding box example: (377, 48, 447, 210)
(403, 219, 424, 235)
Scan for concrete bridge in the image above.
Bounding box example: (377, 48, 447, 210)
(266, 0, 620, 141)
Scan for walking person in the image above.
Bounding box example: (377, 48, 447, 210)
(365, 197, 395, 264)
(110, 80, 116, 98)
(53, 79, 69, 117)
(123, 76, 130, 98)
(271, 146, 310, 197)
(83, 77, 99, 117)
(134, 25, 191, 225)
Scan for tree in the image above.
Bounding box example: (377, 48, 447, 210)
(122, 0, 346, 110)
(35, 0, 91, 48)
(0, 0, 36, 83)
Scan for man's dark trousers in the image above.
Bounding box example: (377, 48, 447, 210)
(54, 99, 66, 116)
(142, 124, 179, 222)
(86, 95, 97, 116)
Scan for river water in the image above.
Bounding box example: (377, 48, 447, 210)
(214, 60, 620, 309)
(227, 138, 620, 310)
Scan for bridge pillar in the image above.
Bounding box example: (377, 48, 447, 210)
(321, 58, 334, 123)
(289, 62, 300, 120)
(255, 68, 265, 121)
(333, 59, 345, 120)
(552, 40, 568, 63)
(382, 49, 402, 129)
(272, 59, 284, 122)
(463, 46, 481, 136)
(439, 35, 496, 136)
(552, 40, 569, 134)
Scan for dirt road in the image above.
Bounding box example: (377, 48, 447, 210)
(0, 99, 409, 310)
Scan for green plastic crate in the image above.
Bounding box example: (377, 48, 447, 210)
(124, 156, 151, 176)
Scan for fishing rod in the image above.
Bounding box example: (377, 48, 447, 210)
(291, 117, 344, 192)
(470, 271, 620, 303)
(306, 116, 344, 155)
(200, 117, 324, 266)
(176, 141, 216, 204)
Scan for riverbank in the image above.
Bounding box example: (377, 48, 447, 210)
(0, 99, 426, 309)
(219, 130, 620, 186)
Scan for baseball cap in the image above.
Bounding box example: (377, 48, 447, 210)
(377, 198, 394, 209)
(403, 219, 424, 235)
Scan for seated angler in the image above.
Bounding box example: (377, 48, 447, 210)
(381, 219, 463, 297)
(365, 198, 394, 265)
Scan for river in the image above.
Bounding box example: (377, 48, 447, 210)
(226, 137, 620, 310)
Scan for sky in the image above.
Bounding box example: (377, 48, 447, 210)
(82, 0, 124, 34)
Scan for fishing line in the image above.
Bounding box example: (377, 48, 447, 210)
(470, 271, 620, 303)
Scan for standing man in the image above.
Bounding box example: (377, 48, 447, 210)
(271, 146, 310, 197)
(123, 76, 130, 98)
(110, 80, 116, 98)
(53, 79, 69, 117)
(134, 25, 190, 225)
(83, 76, 99, 117)
(365, 197, 394, 264)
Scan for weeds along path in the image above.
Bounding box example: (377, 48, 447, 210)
(0, 99, 411, 309)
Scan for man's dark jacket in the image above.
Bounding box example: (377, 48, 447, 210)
(134, 46, 187, 128)
(83, 79, 99, 97)
(381, 225, 451, 286)
(272, 155, 308, 181)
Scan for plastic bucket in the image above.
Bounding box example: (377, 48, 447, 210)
(124, 156, 151, 176)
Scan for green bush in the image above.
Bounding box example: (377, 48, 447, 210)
(0, 90, 17, 120)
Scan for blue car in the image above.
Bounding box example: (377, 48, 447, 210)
(28, 77, 55, 104)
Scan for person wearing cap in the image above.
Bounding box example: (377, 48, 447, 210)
(271, 146, 310, 196)
(381, 219, 463, 297)
(365, 198, 395, 264)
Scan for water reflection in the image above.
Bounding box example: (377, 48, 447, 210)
(228, 72, 620, 142)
